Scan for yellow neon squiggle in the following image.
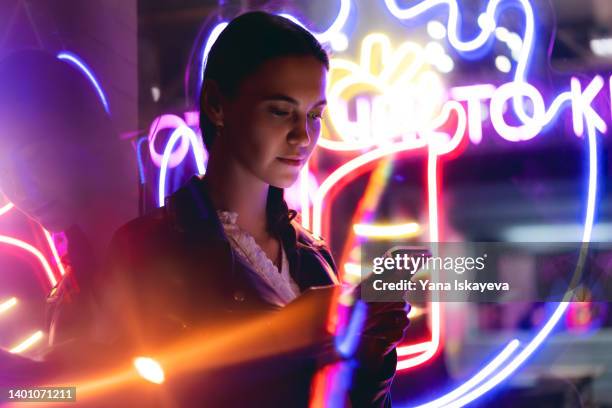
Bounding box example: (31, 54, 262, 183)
(321, 33, 446, 151)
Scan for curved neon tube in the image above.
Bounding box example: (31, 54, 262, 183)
(57, 52, 110, 114)
(299, 165, 311, 230)
(311, 0, 352, 44)
(148, 114, 191, 168)
(136, 137, 149, 184)
(313, 97, 466, 368)
(43, 230, 67, 277)
(199, 22, 229, 88)
(383, 0, 535, 122)
(412, 340, 520, 408)
(158, 125, 206, 207)
(312, 139, 427, 237)
(0, 235, 58, 287)
(395, 151, 443, 369)
(444, 302, 570, 407)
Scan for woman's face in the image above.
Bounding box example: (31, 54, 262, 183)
(220, 55, 327, 189)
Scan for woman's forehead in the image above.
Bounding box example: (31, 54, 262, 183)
(238, 56, 327, 103)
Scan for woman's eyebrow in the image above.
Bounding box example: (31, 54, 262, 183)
(263, 93, 327, 107)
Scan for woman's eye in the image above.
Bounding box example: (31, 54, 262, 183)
(269, 107, 291, 117)
(308, 111, 323, 120)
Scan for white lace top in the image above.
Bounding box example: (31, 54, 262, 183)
(217, 210, 301, 307)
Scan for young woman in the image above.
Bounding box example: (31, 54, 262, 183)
(98, 11, 411, 407)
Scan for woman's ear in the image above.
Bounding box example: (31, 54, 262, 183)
(201, 79, 225, 126)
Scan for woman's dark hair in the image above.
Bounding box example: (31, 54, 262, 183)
(200, 11, 329, 236)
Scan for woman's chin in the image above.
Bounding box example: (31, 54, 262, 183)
(269, 175, 300, 189)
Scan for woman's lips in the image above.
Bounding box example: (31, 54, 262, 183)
(277, 157, 304, 166)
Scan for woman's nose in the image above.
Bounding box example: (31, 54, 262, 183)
(287, 117, 311, 147)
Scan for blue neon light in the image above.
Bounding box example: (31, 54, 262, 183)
(57, 51, 110, 114)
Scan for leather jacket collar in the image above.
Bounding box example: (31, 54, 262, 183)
(164, 176, 338, 292)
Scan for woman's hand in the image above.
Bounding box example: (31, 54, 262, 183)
(352, 301, 411, 369)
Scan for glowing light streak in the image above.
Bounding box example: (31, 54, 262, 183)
(444, 302, 569, 407)
(353, 222, 420, 239)
(158, 125, 206, 207)
(309, 0, 352, 44)
(299, 165, 311, 229)
(312, 139, 427, 237)
(323, 34, 448, 151)
(397, 341, 435, 357)
(0, 202, 14, 216)
(148, 114, 191, 168)
(136, 137, 148, 184)
(0, 297, 17, 315)
(383, 0, 535, 121)
(335, 300, 367, 358)
(44, 230, 67, 277)
(199, 22, 229, 88)
(395, 150, 443, 369)
(582, 122, 598, 244)
(424, 100, 467, 155)
(336, 157, 394, 281)
(490, 81, 545, 142)
(450, 84, 495, 144)
(411, 340, 520, 408)
(9, 330, 44, 354)
(57, 52, 110, 114)
(0, 235, 58, 287)
(571, 76, 607, 137)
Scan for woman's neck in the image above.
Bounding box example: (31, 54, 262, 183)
(205, 153, 269, 240)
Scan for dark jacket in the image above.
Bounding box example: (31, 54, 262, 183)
(92, 176, 397, 407)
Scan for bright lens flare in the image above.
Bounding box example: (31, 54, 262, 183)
(134, 357, 165, 384)
(9, 330, 44, 354)
(0, 297, 17, 314)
